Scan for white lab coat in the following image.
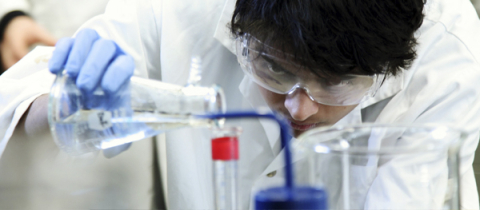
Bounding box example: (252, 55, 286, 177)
(0, 0, 110, 38)
(1, 0, 480, 209)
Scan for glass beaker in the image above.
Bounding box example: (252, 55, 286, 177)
(292, 124, 466, 210)
(48, 72, 225, 155)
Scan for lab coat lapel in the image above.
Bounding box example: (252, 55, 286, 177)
(239, 75, 281, 153)
(258, 105, 364, 177)
(360, 70, 405, 109)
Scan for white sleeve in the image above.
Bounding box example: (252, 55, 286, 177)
(0, 0, 30, 18)
(74, 0, 162, 79)
(365, 49, 480, 210)
(0, 46, 55, 157)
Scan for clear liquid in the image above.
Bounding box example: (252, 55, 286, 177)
(214, 160, 238, 210)
(51, 109, 215, 155)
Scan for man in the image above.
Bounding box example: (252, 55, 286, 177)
(2, 0, 480, 209)
(229, 0, 423, 137)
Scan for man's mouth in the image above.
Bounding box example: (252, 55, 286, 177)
(288, 121, 319, 131)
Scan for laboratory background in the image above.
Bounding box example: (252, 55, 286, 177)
(0, 0, 479, 209)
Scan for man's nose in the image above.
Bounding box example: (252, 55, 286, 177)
(284, 89, 319, 121)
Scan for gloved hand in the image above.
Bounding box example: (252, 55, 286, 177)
(49, 28, 135, 158)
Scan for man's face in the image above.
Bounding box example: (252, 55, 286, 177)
(258, 85, 358, 137)
(236, 34, 371, 137)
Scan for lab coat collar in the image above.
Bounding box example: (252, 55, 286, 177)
(258, 104, 364, 177)
(238, 75, 281, 151)
(213, 0, 236, 54)
(360, 72, 405, 109)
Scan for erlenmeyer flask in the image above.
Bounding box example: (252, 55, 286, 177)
(48, 72, 225, 155)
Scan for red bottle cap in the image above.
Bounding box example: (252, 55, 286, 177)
(211, 136, 239, 160)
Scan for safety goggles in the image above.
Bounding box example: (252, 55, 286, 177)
(235, 33, 384, 106)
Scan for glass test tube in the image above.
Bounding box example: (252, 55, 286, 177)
(211, 126, 242, 210)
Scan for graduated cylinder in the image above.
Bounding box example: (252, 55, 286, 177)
(211, 126, 242, 210)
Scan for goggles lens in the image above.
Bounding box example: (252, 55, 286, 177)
(236, 34, 381, 106)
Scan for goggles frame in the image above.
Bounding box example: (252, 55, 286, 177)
(235, 33, 385, 106)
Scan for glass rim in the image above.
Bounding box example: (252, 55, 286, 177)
(211, 126, 243, 138)
(294, 123, 468, 155)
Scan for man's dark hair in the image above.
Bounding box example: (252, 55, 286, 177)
(231, 0, 426, 77)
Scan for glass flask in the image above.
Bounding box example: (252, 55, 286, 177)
(292, 124, 466, 210)
(48, 72, 225, 155)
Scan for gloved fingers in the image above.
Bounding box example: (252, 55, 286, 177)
(65, 28, 100, 77)
(101, 54, 135, 95)
(102, 142, 132, 158)
(49, 37, 74, 74)
(76, 39, 118, 93)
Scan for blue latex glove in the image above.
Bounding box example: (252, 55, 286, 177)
(49, 28, 135, 158)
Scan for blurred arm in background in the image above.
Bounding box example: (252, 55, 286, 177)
(0, 0, 111, 74)
(0, 1, 56, 73)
